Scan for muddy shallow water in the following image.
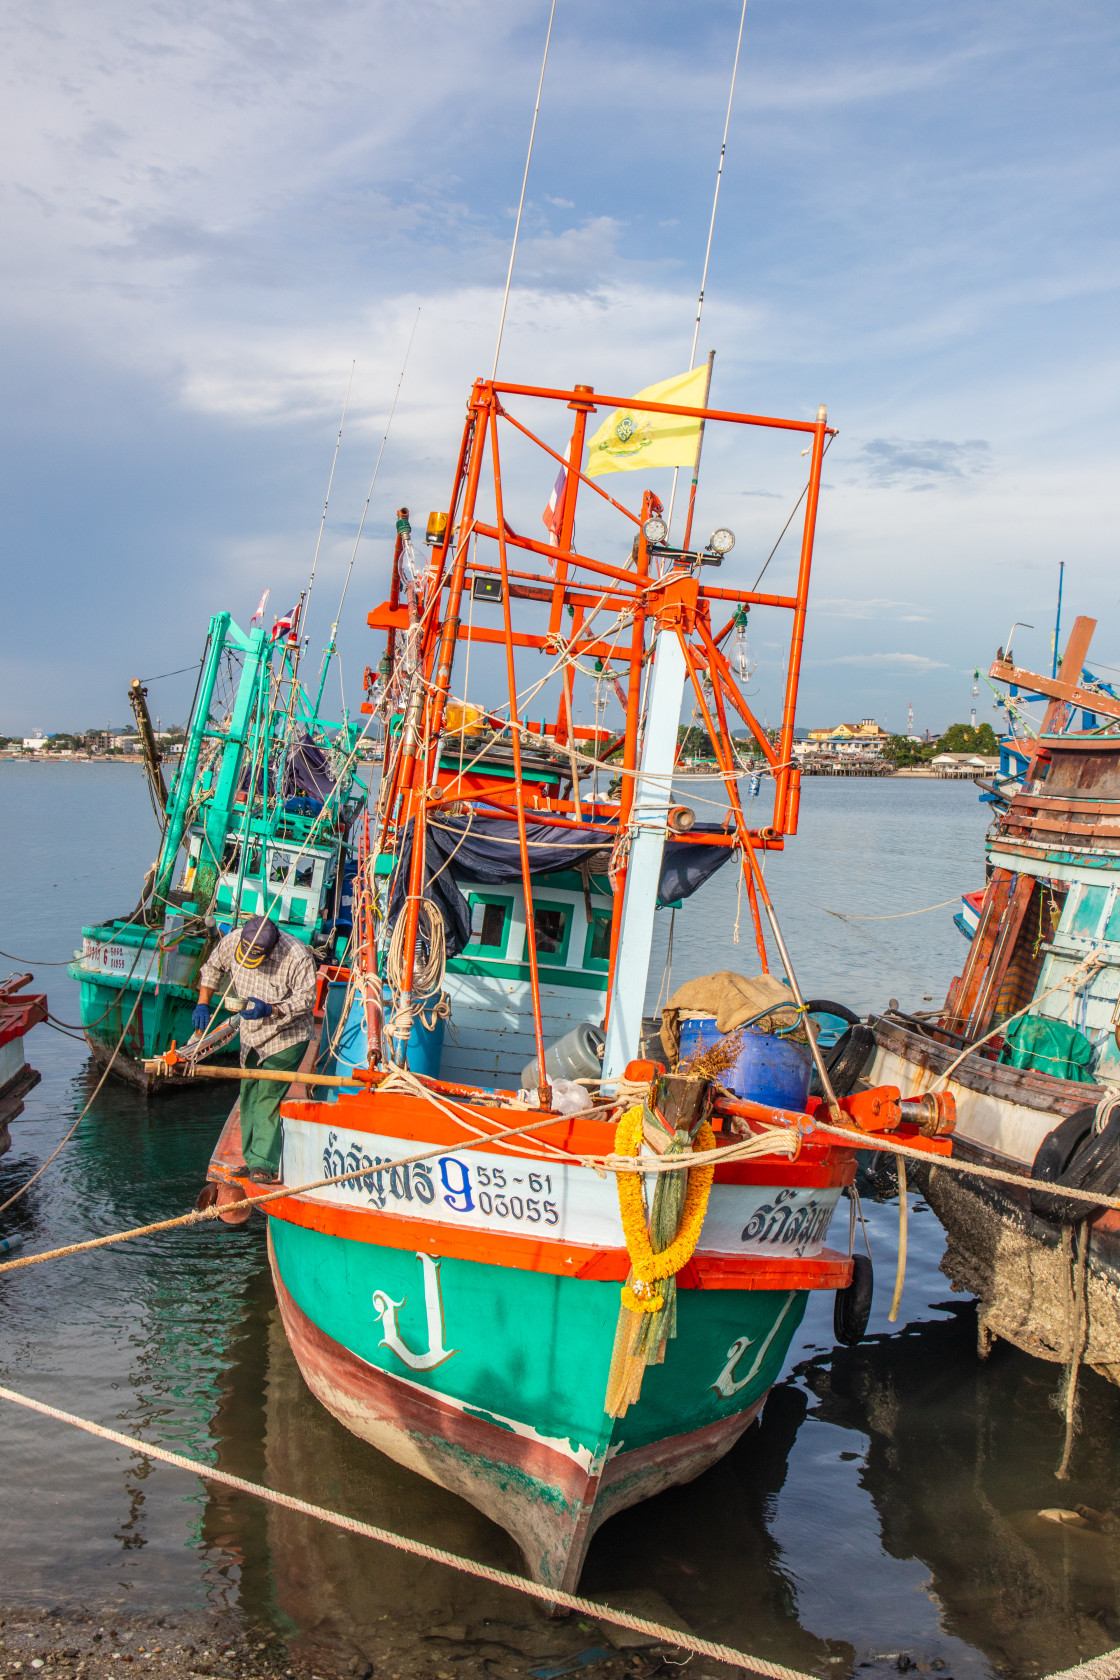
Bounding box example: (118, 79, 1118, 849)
(3, 763, 1119, 1680)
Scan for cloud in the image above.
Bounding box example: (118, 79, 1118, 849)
(545, 195, 574, 209)
(856, 437, 994, 490)
(811, 653, 950, 672)
(814, 597, 931, 621)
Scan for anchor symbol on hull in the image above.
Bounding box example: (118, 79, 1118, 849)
(712, 1291, 796, 1397)
(372, 1252, 458, 1371)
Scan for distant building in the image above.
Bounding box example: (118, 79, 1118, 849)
(931, 753, 1001, 778)
(799, 718, 891, 758)
(21, 735, 49, 752)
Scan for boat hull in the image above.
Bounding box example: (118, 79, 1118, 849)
(267, 1215, 805, 1589)
(71, 965, 238, 1092)
(866, 1014, 1120, 1382)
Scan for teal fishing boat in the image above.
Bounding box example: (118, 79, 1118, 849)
(184, 371, 948, 1590)
(71, 608, 369, 1089)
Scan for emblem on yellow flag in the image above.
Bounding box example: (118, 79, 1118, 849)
(585, 365, 709, 478)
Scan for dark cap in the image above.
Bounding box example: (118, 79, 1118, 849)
(236, 914, 280, 966)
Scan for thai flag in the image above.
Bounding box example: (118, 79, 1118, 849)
(541, 447, 570, 548)
(271, 601, 301, 642)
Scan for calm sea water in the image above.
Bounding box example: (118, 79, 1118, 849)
(3, 762, 1119, 1678)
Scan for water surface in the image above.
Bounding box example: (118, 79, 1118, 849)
(2, 763, 1118, 1678)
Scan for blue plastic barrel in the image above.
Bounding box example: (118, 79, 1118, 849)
(678, 1015, 811, 1112)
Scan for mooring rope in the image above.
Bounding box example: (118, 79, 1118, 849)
(0, 1382, 816, 1680)
(809, 1121, 1120, 1213)
(0, 1381, 1115, 1680)
(3, 1090, 1118, 1280)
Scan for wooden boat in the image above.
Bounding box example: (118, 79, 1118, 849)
(0, 973, 48, 1160)
(69, 612, 369, 1090)
(862, 617, 1120, 1379)
(188, 371, 934, 1591)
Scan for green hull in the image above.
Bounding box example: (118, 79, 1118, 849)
(269, 1217, 807, 1588)
(70, 927, 238, 1088)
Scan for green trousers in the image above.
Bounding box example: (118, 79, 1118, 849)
(239, 1040, 309, 1174)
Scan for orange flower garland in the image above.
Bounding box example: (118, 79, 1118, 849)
(613, 1104, 717, 1313)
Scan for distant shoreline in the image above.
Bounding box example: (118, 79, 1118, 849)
(0, 754, 971, 780)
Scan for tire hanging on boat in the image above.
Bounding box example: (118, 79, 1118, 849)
(833, 1251, 874, 1346)
(1030, 1102, 1120, 1224)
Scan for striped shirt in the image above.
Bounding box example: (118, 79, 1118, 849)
(199, 929, 317, 1062)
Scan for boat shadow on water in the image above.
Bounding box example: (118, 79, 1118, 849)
(797, 1300, 1120, 1677)
(197, 1280, 836, 1678)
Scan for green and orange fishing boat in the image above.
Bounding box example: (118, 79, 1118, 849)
(184, 373, 947, 1590)
(70, 608, 369, 1089)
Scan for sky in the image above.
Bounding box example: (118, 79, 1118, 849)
(1, 0, 1118, 739)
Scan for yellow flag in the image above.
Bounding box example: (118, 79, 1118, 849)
(585, 366, 709, 478)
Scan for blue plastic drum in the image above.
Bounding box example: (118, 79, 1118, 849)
(678, 1014, 811, 1112)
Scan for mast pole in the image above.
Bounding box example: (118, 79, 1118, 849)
(680, 350, 715, 553)
(152, 614, 230, 912)
(603, 498, 654, 1030)
(488, 406, 552, 1100)
(1052, 560, 1065, 681)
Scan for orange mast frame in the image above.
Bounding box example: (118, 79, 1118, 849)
(367, 379, 834, 1084)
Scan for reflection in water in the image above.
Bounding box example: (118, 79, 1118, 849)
(799, 1303, 1120, 1676)
(5, 769, 1120, 1678)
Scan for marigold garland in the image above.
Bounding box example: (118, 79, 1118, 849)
(614, 1104, 717, 1314)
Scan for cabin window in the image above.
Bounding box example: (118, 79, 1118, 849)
(269, 851, 318, 889)
(466, 895, 511, 957)
(1103, 892, 1120, 944)
(525, 903, 571, 964)
(584, 910, 612, 970)
(1070, 885, 1109, 941)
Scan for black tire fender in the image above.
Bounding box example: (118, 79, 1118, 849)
(1029, 1105, 1096, 1222)
(804, 999, 861, 1027)
(812, 1023, 876, 1099)
(834, 1252, 874, 1345)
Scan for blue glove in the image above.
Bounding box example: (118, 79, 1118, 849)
(240, 997, 273, 1021)
(191, 1002, 212, 1033)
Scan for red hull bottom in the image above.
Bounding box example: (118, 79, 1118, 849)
(269, 1235, 763, 1591)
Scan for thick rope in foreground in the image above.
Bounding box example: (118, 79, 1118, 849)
(1042, 1652, 1120, 1680)
(0, 1382, 816, 1680)
(1, 1381, 1116, 1680)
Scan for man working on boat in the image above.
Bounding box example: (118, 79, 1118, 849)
(193, 914, 317, 1184)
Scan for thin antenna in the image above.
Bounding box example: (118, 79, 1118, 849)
(667, 0, 749, 532)
(688, 0, 748, 373)
(491, 0, 558, 380)
(314, 309, 421, 713)
(303, 362, 355, 630)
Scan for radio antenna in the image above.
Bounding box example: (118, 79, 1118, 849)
(491, 0, 558, 380)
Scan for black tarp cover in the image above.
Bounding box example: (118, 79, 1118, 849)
(283, 733, 337, 804)
(386, 813, 733, 959)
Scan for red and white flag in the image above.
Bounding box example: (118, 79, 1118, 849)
(271, 601, 301, 642)
(250, 588, 270, 626)
(541, 446, 571, 548)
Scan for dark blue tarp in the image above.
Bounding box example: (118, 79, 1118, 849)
(387, 814, 732, 959)
(284, 733, 337, 803)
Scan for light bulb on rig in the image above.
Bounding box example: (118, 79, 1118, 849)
(733, 606, 757, 680)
